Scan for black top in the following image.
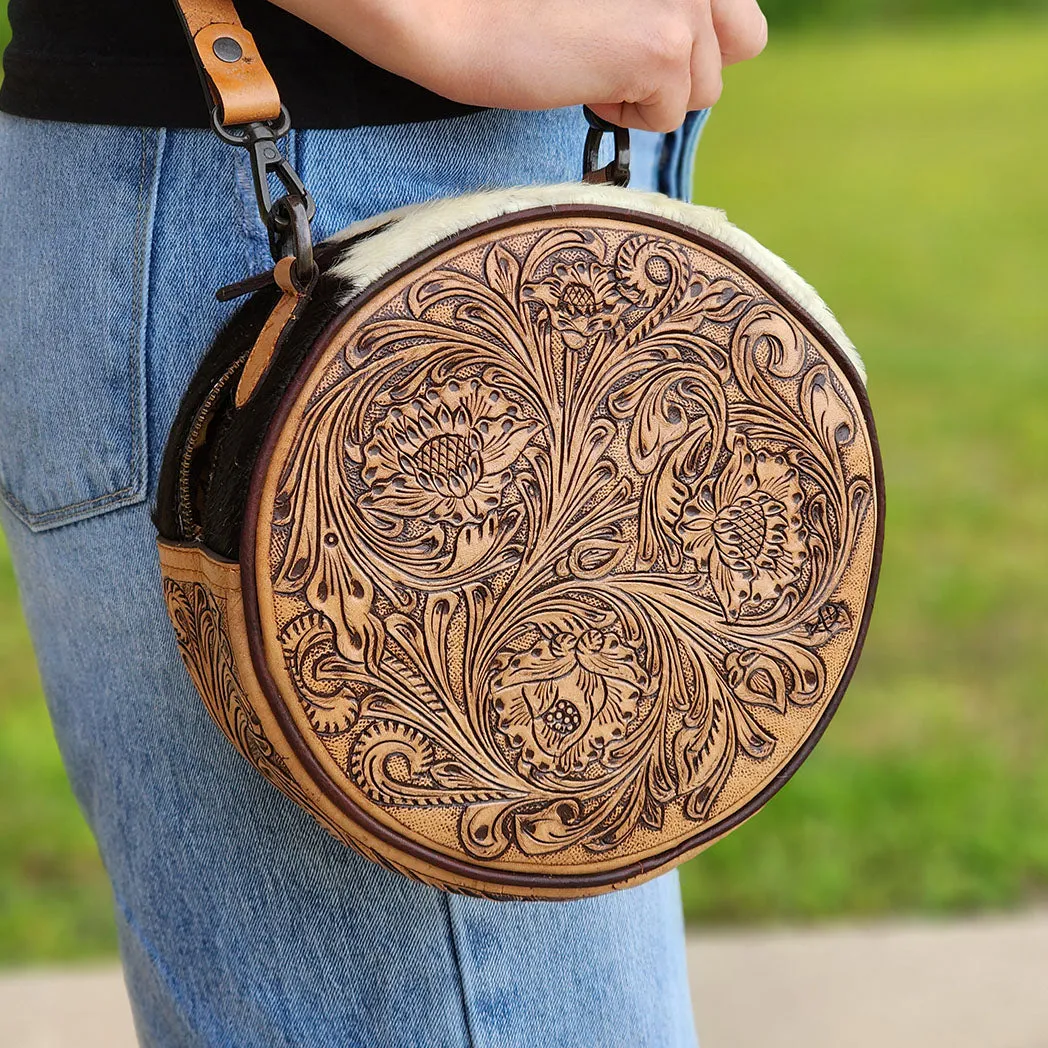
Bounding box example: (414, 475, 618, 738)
(0, 0, 477, 128)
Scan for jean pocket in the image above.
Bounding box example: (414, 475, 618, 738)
(0, 117, 162, 532)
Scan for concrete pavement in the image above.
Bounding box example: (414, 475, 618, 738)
(2, 910, 1047, 1047)
(688, 909, 1048, 1048)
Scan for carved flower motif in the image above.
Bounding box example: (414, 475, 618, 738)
(492, 629, 650, 776)
(523, 261, 626, 349)
(360, 378, 539, 525)
(677, 435, 809, 621)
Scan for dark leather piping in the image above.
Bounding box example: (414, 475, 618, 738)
(240, 203, 885, 892)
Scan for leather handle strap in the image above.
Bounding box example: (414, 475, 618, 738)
(234, 256, 317, 407)
(172, 0, 282, 126)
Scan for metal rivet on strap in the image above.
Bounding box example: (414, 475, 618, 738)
(212, 36, 244, 63)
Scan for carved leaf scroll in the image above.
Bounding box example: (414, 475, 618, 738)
(259, 215, 878, 871)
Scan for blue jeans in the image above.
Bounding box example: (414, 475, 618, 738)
(0, 106, 706, 1048)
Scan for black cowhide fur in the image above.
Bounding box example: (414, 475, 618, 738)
(154, 260, 362, 559)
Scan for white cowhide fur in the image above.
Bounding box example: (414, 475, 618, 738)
(327, 183, 864, 382)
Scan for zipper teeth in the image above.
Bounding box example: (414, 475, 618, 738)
(176, 351, 250, 539)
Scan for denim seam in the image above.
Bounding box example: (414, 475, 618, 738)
(444, 894, 479, 1048)
(0, 482, 145, 528)
(126, 128, 150, 517)
(0, 127, 159, 531)
(139, 127, 168, 507)
(111, 890, 212, 1047)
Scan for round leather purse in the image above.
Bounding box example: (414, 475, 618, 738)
(156, 0, 883, 899)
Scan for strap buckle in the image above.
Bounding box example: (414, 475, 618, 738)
(211, 106, 316, 287)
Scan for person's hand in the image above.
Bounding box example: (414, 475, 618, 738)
(270, 0, 767, 132)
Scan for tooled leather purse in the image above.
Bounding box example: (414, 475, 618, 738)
(156, 0, 883, 899)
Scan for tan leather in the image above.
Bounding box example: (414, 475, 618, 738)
(158, 541, 356, 851)
(172, 0, 281, 125)
(234, 257, 306, 408)
(159, 205, 882, 899)
(175, 0, 249, 35)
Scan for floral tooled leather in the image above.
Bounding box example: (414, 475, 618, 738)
(242, 211, 879, 888)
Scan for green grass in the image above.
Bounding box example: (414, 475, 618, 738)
(0, 547, 117, 963)
(759, 0, 1048, 31)
(1, 16, 1047, 963)
(679, 16, 1048, 923)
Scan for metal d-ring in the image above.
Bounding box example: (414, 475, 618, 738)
(270, 194, 316, 290)
(210, 103, 292, 146)
(582, 107, 631, 187)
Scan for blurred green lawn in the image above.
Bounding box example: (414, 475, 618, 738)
(1, 14, 1047, 963)
(679, 16, 1048, 921)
